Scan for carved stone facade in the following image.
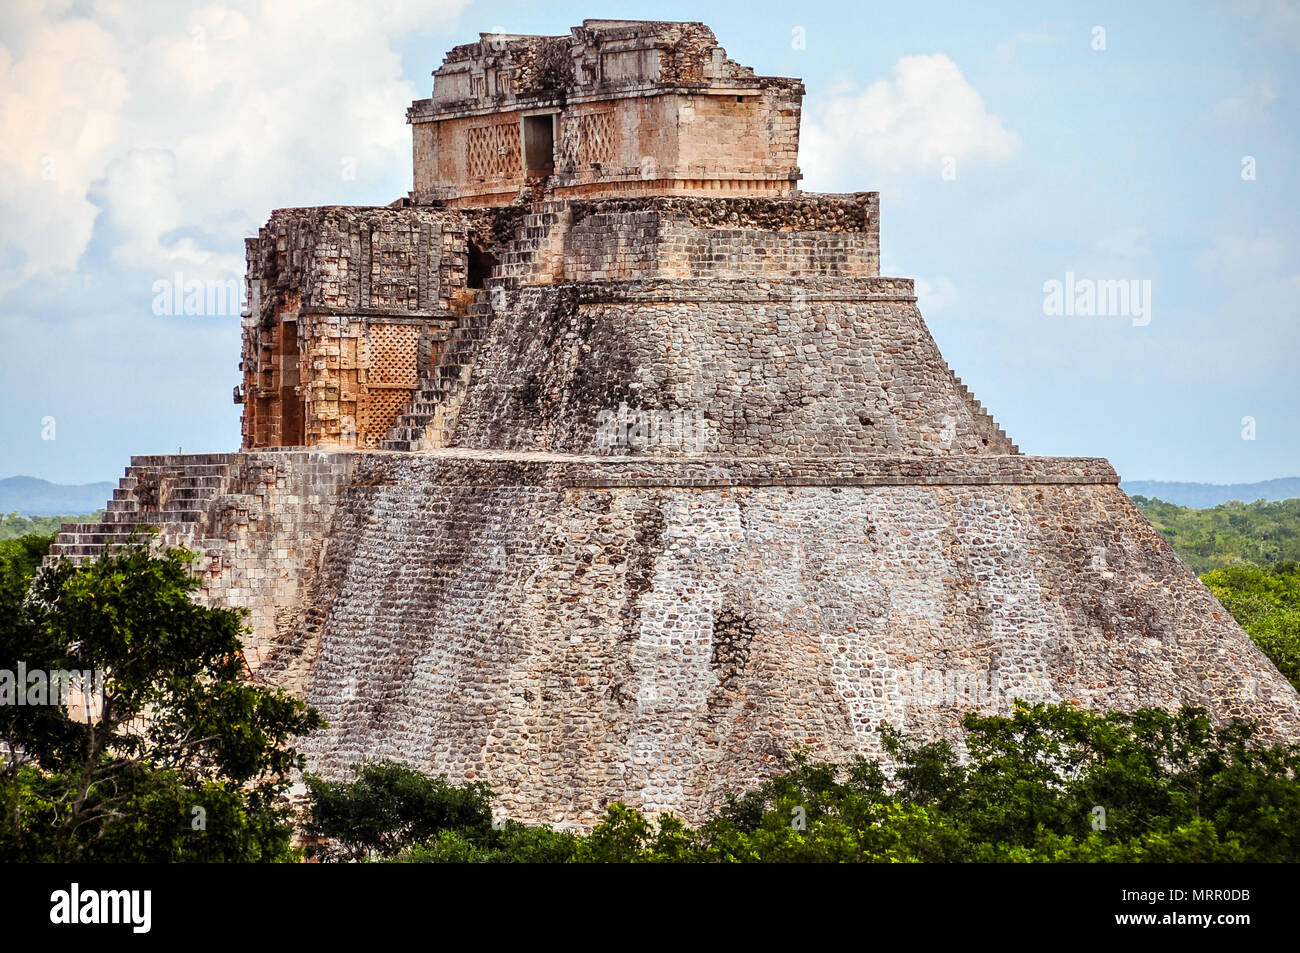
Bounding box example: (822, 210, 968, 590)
(409, 20, 803, 206)
(237, 206, 468, 449)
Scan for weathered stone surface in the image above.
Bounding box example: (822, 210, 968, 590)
(48, 448, 1300, 829)
(410, 19, 803, 207)
(450, 279, 1015, 456)
(235, 453, 1300, 826)
(239, 206, 466, 449)
(47, 18, 1300, 830)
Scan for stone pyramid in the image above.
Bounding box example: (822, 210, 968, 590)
(51, 20, 1300, 827)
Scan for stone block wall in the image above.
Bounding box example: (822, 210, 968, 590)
(47, 451, 358, 696)
(413, 87, 803, 207)
(239, 195, 889, 452)
(562, 210, 662, 278)
(240, 206, 470, 450)
(558, 98, 677, 181)
(561, 193, 880, 280)
(50, 447, 1300, 829)
(274, 452, 1300, 827)
(675, 85, 802, 180)
(243, 206, 466, 316)
(446, 277, 1015, 456)
(561, 214, 879, 281)
(408, 20, 804, 206)
(656, 220, 877, 278)
(568, 193, 878, 232)
(186, 452, 358, 692)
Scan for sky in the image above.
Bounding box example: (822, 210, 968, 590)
(1, 0, 1297, 486)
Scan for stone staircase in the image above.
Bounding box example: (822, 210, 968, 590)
(492, 201, 569, 287)
(381, 290, 496, 451)
(381, 201, 570, 451)
(46, 453, 237, 566)
(946, 368, 1019, 454)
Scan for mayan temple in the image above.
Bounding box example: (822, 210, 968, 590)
(50, 20, 1300, 827)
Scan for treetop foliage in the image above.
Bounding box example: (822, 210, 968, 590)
(306, 702, 1300, 863)
(1, 533, 323, 862)
(1134, 495, 1300, 572)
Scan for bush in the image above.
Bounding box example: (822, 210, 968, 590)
(304, 702, 1300, 863)
(1204, 562, 1300, 689)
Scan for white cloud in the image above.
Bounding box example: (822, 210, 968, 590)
(1195, 233, 1287, 275)
(0, 14, 126, 289)
(1232, 0, 1300, 48)
(914, 276, 958, 315)
(1098, 227, 1151, 260)
(0, 0, 468, 290)
(800, 54, 1019, 189)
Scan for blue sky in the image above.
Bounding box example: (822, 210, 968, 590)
(1, 0, 1297, 485)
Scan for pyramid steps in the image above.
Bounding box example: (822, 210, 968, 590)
(947, 368, 1019, 454)
(380, 203, 569, 451)
(45, 453, 239, 566)
(381, 292, 496, 451)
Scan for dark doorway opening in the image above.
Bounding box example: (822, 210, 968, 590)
(468, 241, 497, 288)
(278, 319, 305, 446)
(523, 114, 555, 175)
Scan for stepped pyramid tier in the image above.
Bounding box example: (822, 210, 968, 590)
(50, 19, 1300, 828)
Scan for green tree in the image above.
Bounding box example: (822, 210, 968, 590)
(1204, 562, 1300, 690)
(0, 512, 102, 541)
(0, 535, 323, 862)
(305, 758, 582, 863)
(574, 803, 697, 863)
(303, 702, 1300, 864)
(1134, 496, 1300, 572)
(304, 760, 494, 861)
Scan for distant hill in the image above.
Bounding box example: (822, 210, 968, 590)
(1133, 496, 1300, 574)
(0, 511, 104, 540)
(1122, 478, 1300, 509)
(0, 475, 114, 516)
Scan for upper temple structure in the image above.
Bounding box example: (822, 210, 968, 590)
(409, 20, 804, 206)
(50, 20, 1300, 829)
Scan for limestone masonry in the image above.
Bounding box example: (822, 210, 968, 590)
(51, 19, 1300, 828)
